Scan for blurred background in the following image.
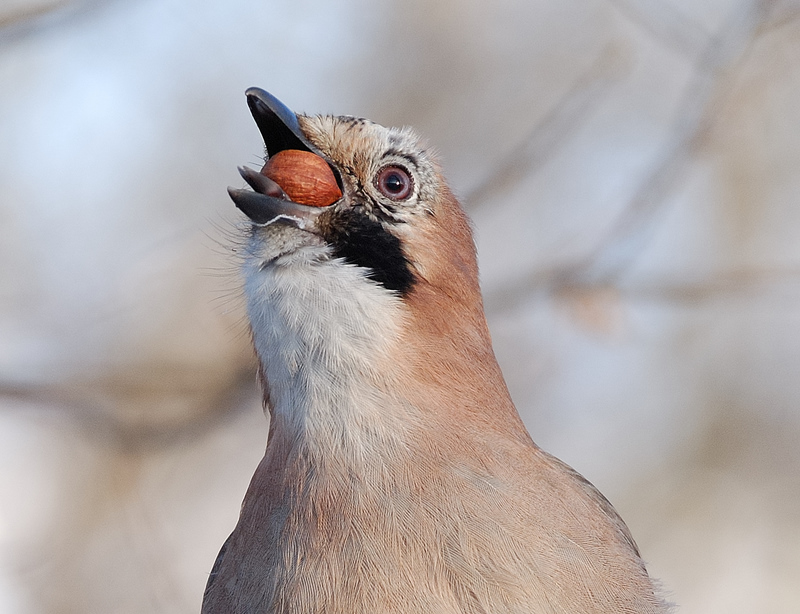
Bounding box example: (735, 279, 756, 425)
(2, 0, 800, 611)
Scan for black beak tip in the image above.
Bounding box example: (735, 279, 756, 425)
(228, 187, 270, 225)
(242, 87, 312, 157)
(244, 87, 275, 118)
(227, 186, 247, 210)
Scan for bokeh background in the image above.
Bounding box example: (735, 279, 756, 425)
(2, 0, 800, 612)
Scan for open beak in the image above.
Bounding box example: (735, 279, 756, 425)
(228, 88, 341, 229)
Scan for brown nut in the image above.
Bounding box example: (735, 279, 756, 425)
(260, 150, 342, 207)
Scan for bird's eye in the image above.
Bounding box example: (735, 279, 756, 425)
(375, 165, 413, 201)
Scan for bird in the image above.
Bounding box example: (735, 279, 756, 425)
(202, 88, 670, 614)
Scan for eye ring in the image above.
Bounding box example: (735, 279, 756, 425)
(375, 165, 414, 201)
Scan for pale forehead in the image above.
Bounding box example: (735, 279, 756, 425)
(298, 114, 434, 172)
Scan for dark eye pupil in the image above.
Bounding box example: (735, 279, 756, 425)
(384, 174, 404, 192)
(376, 165, 413, 200)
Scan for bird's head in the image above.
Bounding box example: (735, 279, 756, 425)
(229, 88, 482, 320)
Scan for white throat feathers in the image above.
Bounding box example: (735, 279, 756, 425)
(243, 228, 416, 464)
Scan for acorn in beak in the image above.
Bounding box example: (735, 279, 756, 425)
(228, 88, 342, 229)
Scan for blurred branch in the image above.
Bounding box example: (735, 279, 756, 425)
(608, 0, 800, 57)
(486, 266, 800, 314)
(622, 267, 800, 303)
(485, 0, 778, 313)
(605, 0, 711, 61)
(0, 374, 260, 452)
(758, 0, 800, 32)
(560, 0, 775, 285)
(0, 0, 114, 45)
(0, 1, 69, 29)
(463, 43, 629, 210)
